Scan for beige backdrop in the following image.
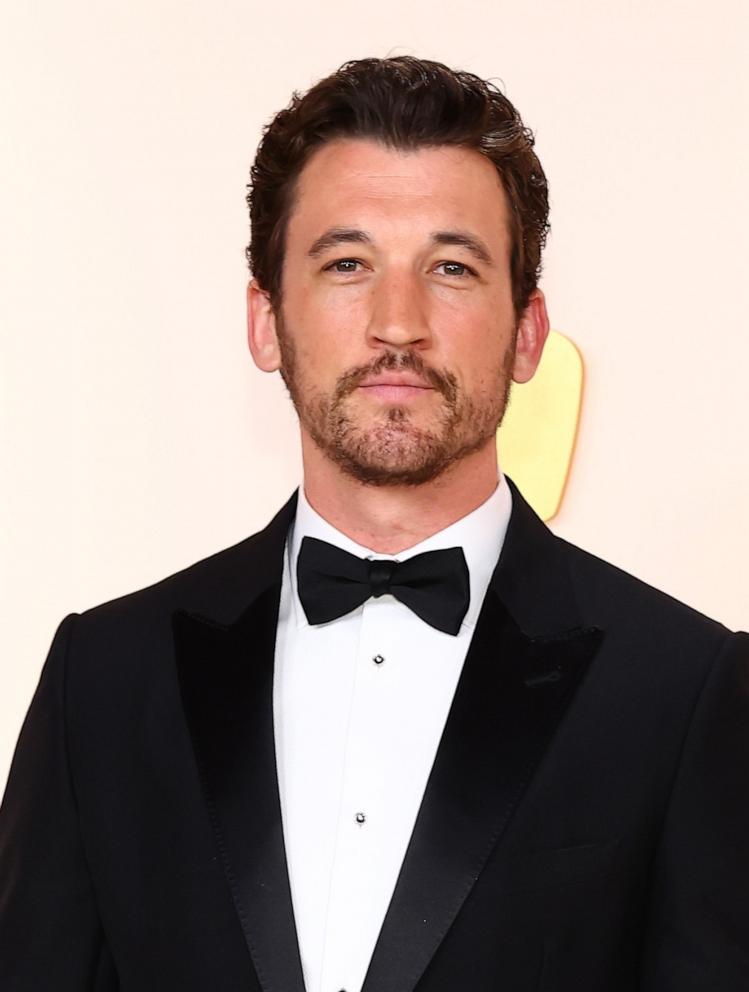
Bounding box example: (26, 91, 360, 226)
(2, 0, 748, 789)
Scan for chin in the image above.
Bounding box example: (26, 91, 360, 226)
(329, 428, 456, 487)
(335, 458, 452, 488)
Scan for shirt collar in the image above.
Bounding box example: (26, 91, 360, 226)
(287, 474, 513, 631)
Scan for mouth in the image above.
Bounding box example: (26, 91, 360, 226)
(356, 373, 436, 402)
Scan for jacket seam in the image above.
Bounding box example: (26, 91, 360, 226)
(651, 628, 735, 847)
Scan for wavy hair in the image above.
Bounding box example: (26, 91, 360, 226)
(246, 56, 550, 321)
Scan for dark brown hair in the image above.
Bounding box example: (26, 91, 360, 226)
(246, 56, 549, 321)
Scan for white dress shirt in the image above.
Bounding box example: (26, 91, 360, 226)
(272, 476, 513, 992)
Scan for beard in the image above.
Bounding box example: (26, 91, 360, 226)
(276, 314, 516, 487)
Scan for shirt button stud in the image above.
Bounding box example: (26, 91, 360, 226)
(373, 654, 384, 665)
(355, 812, 366, 824)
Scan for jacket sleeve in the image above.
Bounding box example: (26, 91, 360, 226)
(639, 629, 749, 989)
(0, 614, 117, 991)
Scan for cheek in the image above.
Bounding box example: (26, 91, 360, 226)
(285, 311, 360, 387)
(436, 318, 508, 379)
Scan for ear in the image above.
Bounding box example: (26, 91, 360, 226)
(512, 288, 551, 384)
(247, 279, 281, 372)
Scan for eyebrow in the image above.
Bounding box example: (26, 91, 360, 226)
(307, 227, 372, 258)
(306, 227, 495, 266)
(431, 230, 494, 267)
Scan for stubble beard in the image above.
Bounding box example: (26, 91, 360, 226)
(276, 316, 516, 487)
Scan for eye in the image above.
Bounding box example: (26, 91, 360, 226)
(323, 258, 363, 274)
(434, 260, 476, 278)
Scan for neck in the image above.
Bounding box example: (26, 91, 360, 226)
(300, 433, 501, 555)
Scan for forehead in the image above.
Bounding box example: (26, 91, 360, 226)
(287, 138, 511, 248)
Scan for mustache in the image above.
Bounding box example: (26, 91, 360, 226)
(333, 350, 458, 404)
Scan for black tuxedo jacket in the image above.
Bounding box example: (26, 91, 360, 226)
(1, 479, 748, 991)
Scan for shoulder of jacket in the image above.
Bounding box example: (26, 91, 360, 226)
(555, 533, 734, 648)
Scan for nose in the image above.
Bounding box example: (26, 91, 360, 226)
(365, 269, 431, 350)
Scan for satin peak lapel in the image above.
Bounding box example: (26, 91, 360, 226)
(173, 494, 306, 992)
(361, 479, 604, 992)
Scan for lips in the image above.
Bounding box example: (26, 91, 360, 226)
(358, 384, 431, 399)
(357, 374, 435, 402)
(358, 373, 434, 389)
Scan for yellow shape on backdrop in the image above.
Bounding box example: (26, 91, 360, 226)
(497, 330, 584, 522)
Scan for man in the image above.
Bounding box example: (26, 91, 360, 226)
(1, 55, 747, 992)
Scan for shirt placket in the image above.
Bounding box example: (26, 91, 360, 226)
(319, 596, 400, 992)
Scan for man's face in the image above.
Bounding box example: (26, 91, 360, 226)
(250, 138, 545, 486)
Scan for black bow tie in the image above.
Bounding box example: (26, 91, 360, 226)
(296, 536, 470, 636)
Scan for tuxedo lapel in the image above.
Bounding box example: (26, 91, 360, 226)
(173, 494, 306, 992)
(361, 479, 604, 992)
(172, 479, 603, 992)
